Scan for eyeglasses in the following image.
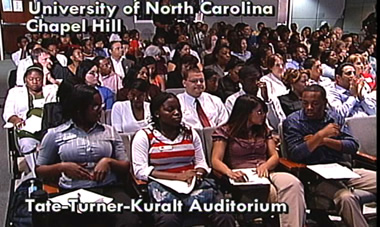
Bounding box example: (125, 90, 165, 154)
(188, 78, 205, 84)
(92, 103, 105, 111)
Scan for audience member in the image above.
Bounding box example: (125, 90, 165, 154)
(177, 67, 228, 129)
(132, 92, 235, 227)
(212, 94, 306, 227)
(327, 62, 376, 118)
(36, 84, 140, 227)
(283, 84, 376, 227)
(111, 79, 150, 133)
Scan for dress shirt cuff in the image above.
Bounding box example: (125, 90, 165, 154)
(195, 163, 211, 174)
(142, 166, 155, 181)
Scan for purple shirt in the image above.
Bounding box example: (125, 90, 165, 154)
(212, 125, 268, 169)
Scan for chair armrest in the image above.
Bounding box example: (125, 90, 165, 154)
(43, 183, 60, 194)
(355, 151, 377, 164)
(279, 158, 307, 171)
(131, 174, 148, 186)
(129, 171, 148, 200)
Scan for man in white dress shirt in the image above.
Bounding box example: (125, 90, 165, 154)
(177, 67, 228, 129)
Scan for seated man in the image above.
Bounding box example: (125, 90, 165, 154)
(11, 36, 29, 67)
(327, 62, 376, 118)
(283, 84, 376, 227)
(225, 65, 285, 131)
(177, 67, 228, 129)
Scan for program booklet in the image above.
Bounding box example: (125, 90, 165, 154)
(229, 168, 271, 186)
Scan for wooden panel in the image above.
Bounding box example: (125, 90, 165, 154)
(1, 0, 34, 54)
(0, 0, 33, 23)
(2, 25, 29, 54)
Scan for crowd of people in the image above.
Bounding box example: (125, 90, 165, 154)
(3, 5, 377, 226)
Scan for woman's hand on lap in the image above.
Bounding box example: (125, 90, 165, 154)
(93, 158, 111, 182)
(61, 162, 92, 180)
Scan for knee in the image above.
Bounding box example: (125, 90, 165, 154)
(277, 173, 304, 193)
(334, 190, 358, 206)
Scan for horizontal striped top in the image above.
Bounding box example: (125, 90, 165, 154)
(144, 128, 195, 173)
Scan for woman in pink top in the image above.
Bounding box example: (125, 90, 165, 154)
(212, 95, 306, 227)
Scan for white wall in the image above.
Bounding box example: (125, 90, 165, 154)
(290, 0, 376, 34)
(290, 0, 345, 32)
(343, 0, 376, 34)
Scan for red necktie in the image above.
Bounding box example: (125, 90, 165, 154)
(195, 99, 211, 127)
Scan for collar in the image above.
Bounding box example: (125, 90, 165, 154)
(268, 73, 283, 83)
(56, 119, 104, 133)
(111, 55, 124, 63)
(334, 83, 350, 95)
(183, 92, 203, 106)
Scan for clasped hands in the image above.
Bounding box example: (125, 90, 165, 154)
(61, 157, 111, 182)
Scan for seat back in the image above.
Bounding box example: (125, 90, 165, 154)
(346, 116, 377, 157)
(277, 122, 288, 159)
(165, 88, 185, 95)
(203, 126, 217, 166)
(8, 69, 17, 89)
(120, 133, 134, 161)
(100, 109, 112, 125)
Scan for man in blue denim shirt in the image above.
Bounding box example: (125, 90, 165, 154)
(283, 84, 376, 227)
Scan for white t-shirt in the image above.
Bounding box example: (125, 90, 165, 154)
(111, 100, 151, 134)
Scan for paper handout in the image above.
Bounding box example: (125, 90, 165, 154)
(20, 115, 42, 133)
(149, 176, 196, 194)
(229, 168, 271, 186)
(49, 188, 114, 206)
(307, 163, 361, 179)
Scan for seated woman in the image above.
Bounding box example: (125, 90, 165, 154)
(166, 54, 199, 89)
(204, 44, 231, 78)
(36, 84, 140, 227)
(117, 65, 161, 102)
(260, 53, 289, 99)
(111, 79, 151, 134)
(141, 56, 166, 91)
(230, 37, 251, 62)
(132, 92, 235, 227)
(167, 42, 192, 72)
(3, 64, 58, 171)
(65, 47, 83, 76)
(76, 59, 115, 111)
(204, 68, 221, 97)
(211, 95, 306, 227)
(278, 69, 309, 117)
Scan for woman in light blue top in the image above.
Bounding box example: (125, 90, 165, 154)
(36, 84, 140, 227)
